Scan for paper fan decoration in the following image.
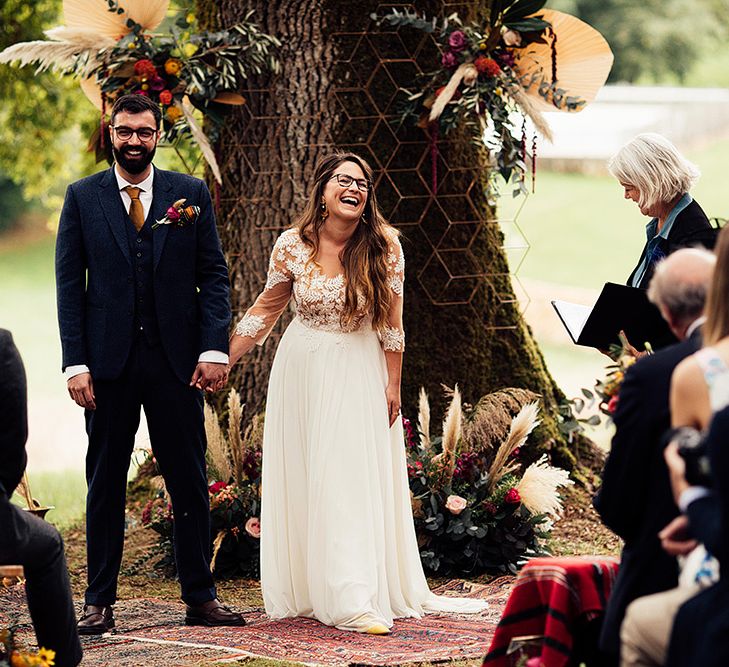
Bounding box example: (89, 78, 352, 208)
(512, 9, 613, 113)
(63, 0, 169, 38)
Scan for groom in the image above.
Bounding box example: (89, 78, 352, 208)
(56, 94, 242, 632)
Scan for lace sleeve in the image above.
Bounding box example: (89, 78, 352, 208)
(233, 230, 296, 346)
(379, 234, 405, 352)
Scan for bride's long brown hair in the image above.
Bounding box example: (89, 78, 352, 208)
(295, 152, 397, 330)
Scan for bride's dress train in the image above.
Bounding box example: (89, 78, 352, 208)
(235, 229, 487, 631)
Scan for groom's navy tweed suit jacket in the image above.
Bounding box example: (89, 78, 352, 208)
(56, 166, 230, 383)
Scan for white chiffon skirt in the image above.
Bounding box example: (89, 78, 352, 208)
(259, 317, 487, 631)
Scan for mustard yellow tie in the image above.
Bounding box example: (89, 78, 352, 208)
(124, 185, 145, 232)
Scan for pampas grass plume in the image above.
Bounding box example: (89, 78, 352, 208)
(487, 401, 541, 493)
(517, 454, 574, 517)
(418, 386, 431, 451)
(205, 402, 231, 483)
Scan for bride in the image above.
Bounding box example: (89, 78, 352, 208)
(229, 152, 486, 634)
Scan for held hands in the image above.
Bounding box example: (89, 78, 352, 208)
(386, 384, 401, 428)
(67, 372, 96, 410)
(659, 515, 698, 556)
(190, 362, 229, 393)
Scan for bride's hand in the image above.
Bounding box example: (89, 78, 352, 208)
(386, 384, 401, 427)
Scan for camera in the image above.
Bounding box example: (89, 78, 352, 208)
(672, 426, 712, 487)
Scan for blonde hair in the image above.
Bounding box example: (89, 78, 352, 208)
(704, 226, 729, 346)
(295, 152, 397, 330)
(608, 133, 700, 209)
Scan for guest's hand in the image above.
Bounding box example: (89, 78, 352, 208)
(67, 372, 96, 410)
(190, 363, 229, 393)
(386, 384, 401, 427)
(659, 515, 698, 556)
(665, 441, 690, 505)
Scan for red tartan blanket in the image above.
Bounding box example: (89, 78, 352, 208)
(482, 556, 620, 667)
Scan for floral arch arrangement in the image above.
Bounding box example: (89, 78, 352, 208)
(0, 0, 280, 182)
(374, 1, 613, 198)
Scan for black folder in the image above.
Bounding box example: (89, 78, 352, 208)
(551, 282, 678, 351)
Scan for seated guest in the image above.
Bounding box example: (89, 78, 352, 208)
(662, 407, 729, 666)
(593, 248, 715, 664)
(621, 225, 729, 666)
(608, 133, 716, 290)
(0, 330, 82, 667)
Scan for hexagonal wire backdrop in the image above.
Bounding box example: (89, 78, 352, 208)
(222, 3, 533, 329)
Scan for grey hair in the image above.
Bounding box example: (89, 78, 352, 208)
(647, 248, 715, 326)
(608, 133, 700, 209)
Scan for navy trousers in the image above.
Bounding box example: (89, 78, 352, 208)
(84, 334, 215, 606)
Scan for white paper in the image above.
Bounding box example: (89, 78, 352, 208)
(552, 300, 592, 342)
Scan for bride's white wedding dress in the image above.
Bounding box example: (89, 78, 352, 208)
(234, 228, 486, 631)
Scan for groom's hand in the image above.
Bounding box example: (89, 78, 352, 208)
(190, 362, 229, 393)
(67, 372, 96, 410)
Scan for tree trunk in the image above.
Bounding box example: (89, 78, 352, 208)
(198, 0, 594, 475)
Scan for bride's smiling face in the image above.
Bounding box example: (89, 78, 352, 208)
(321, 161, 369, 224)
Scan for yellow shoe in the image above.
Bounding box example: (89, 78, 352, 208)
(364, 623, 391, 635)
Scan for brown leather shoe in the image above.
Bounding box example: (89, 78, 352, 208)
(78, 604, 115, 635)
(184, 598, 245, 627)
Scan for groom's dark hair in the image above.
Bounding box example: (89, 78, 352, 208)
(111, 94, 162, 128)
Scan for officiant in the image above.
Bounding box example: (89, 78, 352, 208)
(608, 133, 717, 290)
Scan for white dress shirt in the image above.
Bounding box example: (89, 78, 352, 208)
(66, 165, 228, 380)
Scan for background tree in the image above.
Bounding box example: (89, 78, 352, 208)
(198, 0, 596, 472)
(549, 0, 728, 83)
(0, 0, 99, 210)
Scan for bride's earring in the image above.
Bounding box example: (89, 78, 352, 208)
(320, 199, 329, 222)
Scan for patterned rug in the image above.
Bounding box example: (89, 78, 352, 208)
(1, 578, 515, 666)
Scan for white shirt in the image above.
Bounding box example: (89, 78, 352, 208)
(65, 165, 228, 379)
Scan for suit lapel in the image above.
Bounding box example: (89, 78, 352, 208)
(151, 168, 174, 270)
(98, 167, 131, 266)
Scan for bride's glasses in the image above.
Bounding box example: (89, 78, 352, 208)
(329, 173, 371, 192)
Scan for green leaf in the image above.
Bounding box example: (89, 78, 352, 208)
(586, 414, 602, 426)
(503, 18, 551, 31)
(502, 0, 548, 23)
(581, 388, 594, 400)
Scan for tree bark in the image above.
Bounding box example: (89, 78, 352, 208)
(198, 0, 595, 475)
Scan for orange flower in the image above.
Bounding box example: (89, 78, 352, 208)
(164, 58, 182, 76)
(166, 106, 183, 123)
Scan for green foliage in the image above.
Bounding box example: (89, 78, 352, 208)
(0, 0, 99, 205)
(547, 0, 729, 83)
(0, 173, 30, 232)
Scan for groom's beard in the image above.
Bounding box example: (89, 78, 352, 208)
(112, 143, 156, 175)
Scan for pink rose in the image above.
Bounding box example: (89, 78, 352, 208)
(448, 30, 467, 52)
(526, 658, 543, 667)
(607, 395, 620, 414)
(441, 51, 458, 69)
(166, 205, 181, 221)
(502, 29, 522, 47)
(245, 517, 261, 538)
(445, 495, 467, 515)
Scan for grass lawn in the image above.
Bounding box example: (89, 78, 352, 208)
(10, 469, 87, 530)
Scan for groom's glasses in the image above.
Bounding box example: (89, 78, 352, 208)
(112, 126, 158, 141)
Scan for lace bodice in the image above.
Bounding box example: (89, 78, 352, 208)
(234, 228, 405, 351)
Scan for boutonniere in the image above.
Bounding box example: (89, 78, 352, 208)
(152, 198, 200, 229)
